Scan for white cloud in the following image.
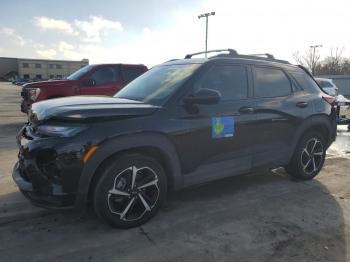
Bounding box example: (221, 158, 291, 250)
(58, 41, 74, 52)
(34, 16, 77, 35)
(36, 49, 57, 59)
(74, 16, 123, 42)
(57, 41, 81, 60)
(0, 27, 29, 46)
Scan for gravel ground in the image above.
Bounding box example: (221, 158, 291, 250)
(0, 82, 350, 262)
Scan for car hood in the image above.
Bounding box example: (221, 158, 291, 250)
(23, 79, 76, 88)
(30, 96, 160, 122)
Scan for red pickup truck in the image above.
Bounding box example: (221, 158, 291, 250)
(20, 63, 148, 113)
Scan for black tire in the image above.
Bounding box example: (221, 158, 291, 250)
(286, 131, 326, 180)
(93, 153, 167, 228)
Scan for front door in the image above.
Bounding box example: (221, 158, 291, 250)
(171, 63, 257, 186)
(80, 65, 124, 96)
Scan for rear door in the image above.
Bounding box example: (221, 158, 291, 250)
(252, 66, 301, 167)
(171, 63, 257, 185)
(79, 65, 124, 96)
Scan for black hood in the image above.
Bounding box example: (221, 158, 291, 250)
(30, 96, 160, 122)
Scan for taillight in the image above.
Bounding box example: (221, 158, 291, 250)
(322, 95, 337, 107)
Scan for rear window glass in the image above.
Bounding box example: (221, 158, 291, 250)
(254, 67, 291, 97)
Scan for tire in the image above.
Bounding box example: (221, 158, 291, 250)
(285, 131, 326, 180)
(93, 153, 167, 228)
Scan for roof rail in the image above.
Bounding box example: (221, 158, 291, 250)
(184, 49, 290, 64)
(184, 49, 238, 59)
(248, 53, 275, 59)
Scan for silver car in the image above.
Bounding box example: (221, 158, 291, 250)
(315, 78, 339, 97)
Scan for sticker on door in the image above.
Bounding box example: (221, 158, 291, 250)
(211, 117, 235, 138)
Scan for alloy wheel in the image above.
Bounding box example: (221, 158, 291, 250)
(107, 166, 160, 222)
(300, 138, 324, 176)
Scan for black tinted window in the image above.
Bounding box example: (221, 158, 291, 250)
(291, 72, 320, 93)
(90, 67, 120, 85)
(254, 67, 291, 97)
(122, 67, 145, 82)
(195, 65, 248, 101)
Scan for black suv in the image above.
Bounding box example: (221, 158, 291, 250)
(13, 49, 337, 228)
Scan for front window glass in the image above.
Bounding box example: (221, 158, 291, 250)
(67, 65, 93, 80)
(115, 63, 200, 106)
(194, 65, 248, 101)
(89, 67, 118, 85)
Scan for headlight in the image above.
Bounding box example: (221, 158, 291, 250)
(36, 125, 86, 137)
(28, 88, 41, 101)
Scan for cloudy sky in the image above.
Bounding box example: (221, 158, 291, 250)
(0, 0, 349, 67)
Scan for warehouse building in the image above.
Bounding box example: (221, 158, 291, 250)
(0, 57, 89, 81)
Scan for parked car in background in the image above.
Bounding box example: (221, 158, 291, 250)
(20, 63, 148, 113)
(315, 78, 339, 97)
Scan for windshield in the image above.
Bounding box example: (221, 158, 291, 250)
(114, 63, 200, 106)
(67, 65, 93, 80)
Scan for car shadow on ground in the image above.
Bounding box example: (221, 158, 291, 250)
(0, 168, 346, 262)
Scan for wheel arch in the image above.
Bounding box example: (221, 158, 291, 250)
(292, 114, 335, 154)
(74, 132, 183, 210)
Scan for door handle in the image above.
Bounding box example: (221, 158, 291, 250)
(296, 102, 308, 108)
(238, 106, 255, 114)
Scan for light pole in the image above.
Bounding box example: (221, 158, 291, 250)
(309, 45, 322, 74)
(198, 12, 215, 58)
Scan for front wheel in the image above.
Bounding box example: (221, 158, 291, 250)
(286, 132, 326, 180)
(93, 154, 167, 228)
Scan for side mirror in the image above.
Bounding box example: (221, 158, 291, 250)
(83, 78, 96, 87)
(184, 88, 221, 105)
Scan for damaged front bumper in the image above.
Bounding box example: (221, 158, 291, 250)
(12, 125, 84, 209)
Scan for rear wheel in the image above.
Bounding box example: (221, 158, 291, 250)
(93, 154, 167, 228)
(286, 132, 326, 180)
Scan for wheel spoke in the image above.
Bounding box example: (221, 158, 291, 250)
(138, 178, 159, 189)
(131, 166, 137, 189)
(302, 148, 311, 158)
(303, 159, 311, 171)
(313, 151, 323, 156)
(311, 139, 319, 153)
(108, 188, 130, 197)
(138, 193, 151, 211)
(120, 197, 135, 220)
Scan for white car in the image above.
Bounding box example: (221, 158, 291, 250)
(315, 78, 339, 97)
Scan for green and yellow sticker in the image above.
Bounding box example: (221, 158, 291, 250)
(211, 117, 235, 138)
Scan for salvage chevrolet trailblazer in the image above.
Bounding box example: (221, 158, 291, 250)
(13, 49, 337, 228)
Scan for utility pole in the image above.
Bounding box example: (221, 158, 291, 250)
(198, 12, 215, 58)
(309, 44, 322, 74)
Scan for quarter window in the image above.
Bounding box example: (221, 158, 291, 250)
(291, 72, 320, 93)
(195, 65, 248, 101)
(254, 67, 291, 97)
